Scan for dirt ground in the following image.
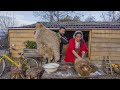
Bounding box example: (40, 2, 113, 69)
(41, 61, 120, 79)
(0, 67, 11, 79)
(1, 60, 120, 79)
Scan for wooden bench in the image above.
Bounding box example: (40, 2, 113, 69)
(23, 49, 41, 58)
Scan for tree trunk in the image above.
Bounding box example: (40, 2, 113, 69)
(49, 11, 54, 22)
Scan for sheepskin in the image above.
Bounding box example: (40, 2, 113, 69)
(34, 23, 60, 63)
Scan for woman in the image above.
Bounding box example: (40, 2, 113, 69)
(64, 31, 88, 63)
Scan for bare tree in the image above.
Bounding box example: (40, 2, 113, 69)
(33, 11, 55, 22)
(0, 11, 17, 49)
(0, 11, 17, 35)
(100, 11, 120, 22)
(59, 15, 73, 22)
(73, 15, 81, 22)
(73, 11, 85, 21)
(85, 15, 96, 22)
(33, 11, 79, 22)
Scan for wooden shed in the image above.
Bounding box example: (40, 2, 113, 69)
(8, 22, 120, 67)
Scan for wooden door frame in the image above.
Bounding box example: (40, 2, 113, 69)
(88, 30, 91, 60)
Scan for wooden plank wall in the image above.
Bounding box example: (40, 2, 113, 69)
(8, 29, 36, 58)
(91, 30, 120, 61)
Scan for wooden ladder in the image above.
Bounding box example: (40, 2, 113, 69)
(103, 56, 113, 75)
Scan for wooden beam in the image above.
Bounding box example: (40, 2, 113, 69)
(91, 55, 120, 60)
(9, 30, 35, 33)
(10, 42, 25, 46)
(91, 38, 120, 43)
(91, 47, 120, 52)
(8, 28, 36, 30)
(65, 29, 91, 31)
(92, 33, 120, 38)
(9, 33, 34, 38)
(92, 30, 120, 34)
(10, 49, 23, 53)
(91, 52, 120, 56)
(8, 28, 120, 30)
(91, 42, 120, 48)
(88, 30, 91, 60)
(9, 38, 35, 42)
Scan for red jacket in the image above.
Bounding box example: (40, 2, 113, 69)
(64, 38, 88, 62)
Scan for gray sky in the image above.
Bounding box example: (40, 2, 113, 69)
(0, 11, 108, 26)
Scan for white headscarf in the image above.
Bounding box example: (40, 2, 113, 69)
(73, 31, 83, 39)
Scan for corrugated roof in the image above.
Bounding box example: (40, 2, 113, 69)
(8, 22, 120, 29)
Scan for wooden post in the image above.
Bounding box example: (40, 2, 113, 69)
(88, 30, 92, 60)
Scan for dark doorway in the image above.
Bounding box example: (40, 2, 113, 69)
(53, 30, 90, 58)
(65, 30, 89, 57)
(65, 31, 89, 46)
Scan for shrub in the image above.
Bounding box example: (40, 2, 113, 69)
(24, 40, 37, 49)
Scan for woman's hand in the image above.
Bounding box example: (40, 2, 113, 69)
(78, 58, 85, 62)
(75, 58, 84, 64)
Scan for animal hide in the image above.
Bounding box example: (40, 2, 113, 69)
(74, 60, 97, 76)
(34, 23, 60, 62)
(26, 67, 44, 79)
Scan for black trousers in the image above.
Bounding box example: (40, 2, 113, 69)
(59, 43, 63, 61)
